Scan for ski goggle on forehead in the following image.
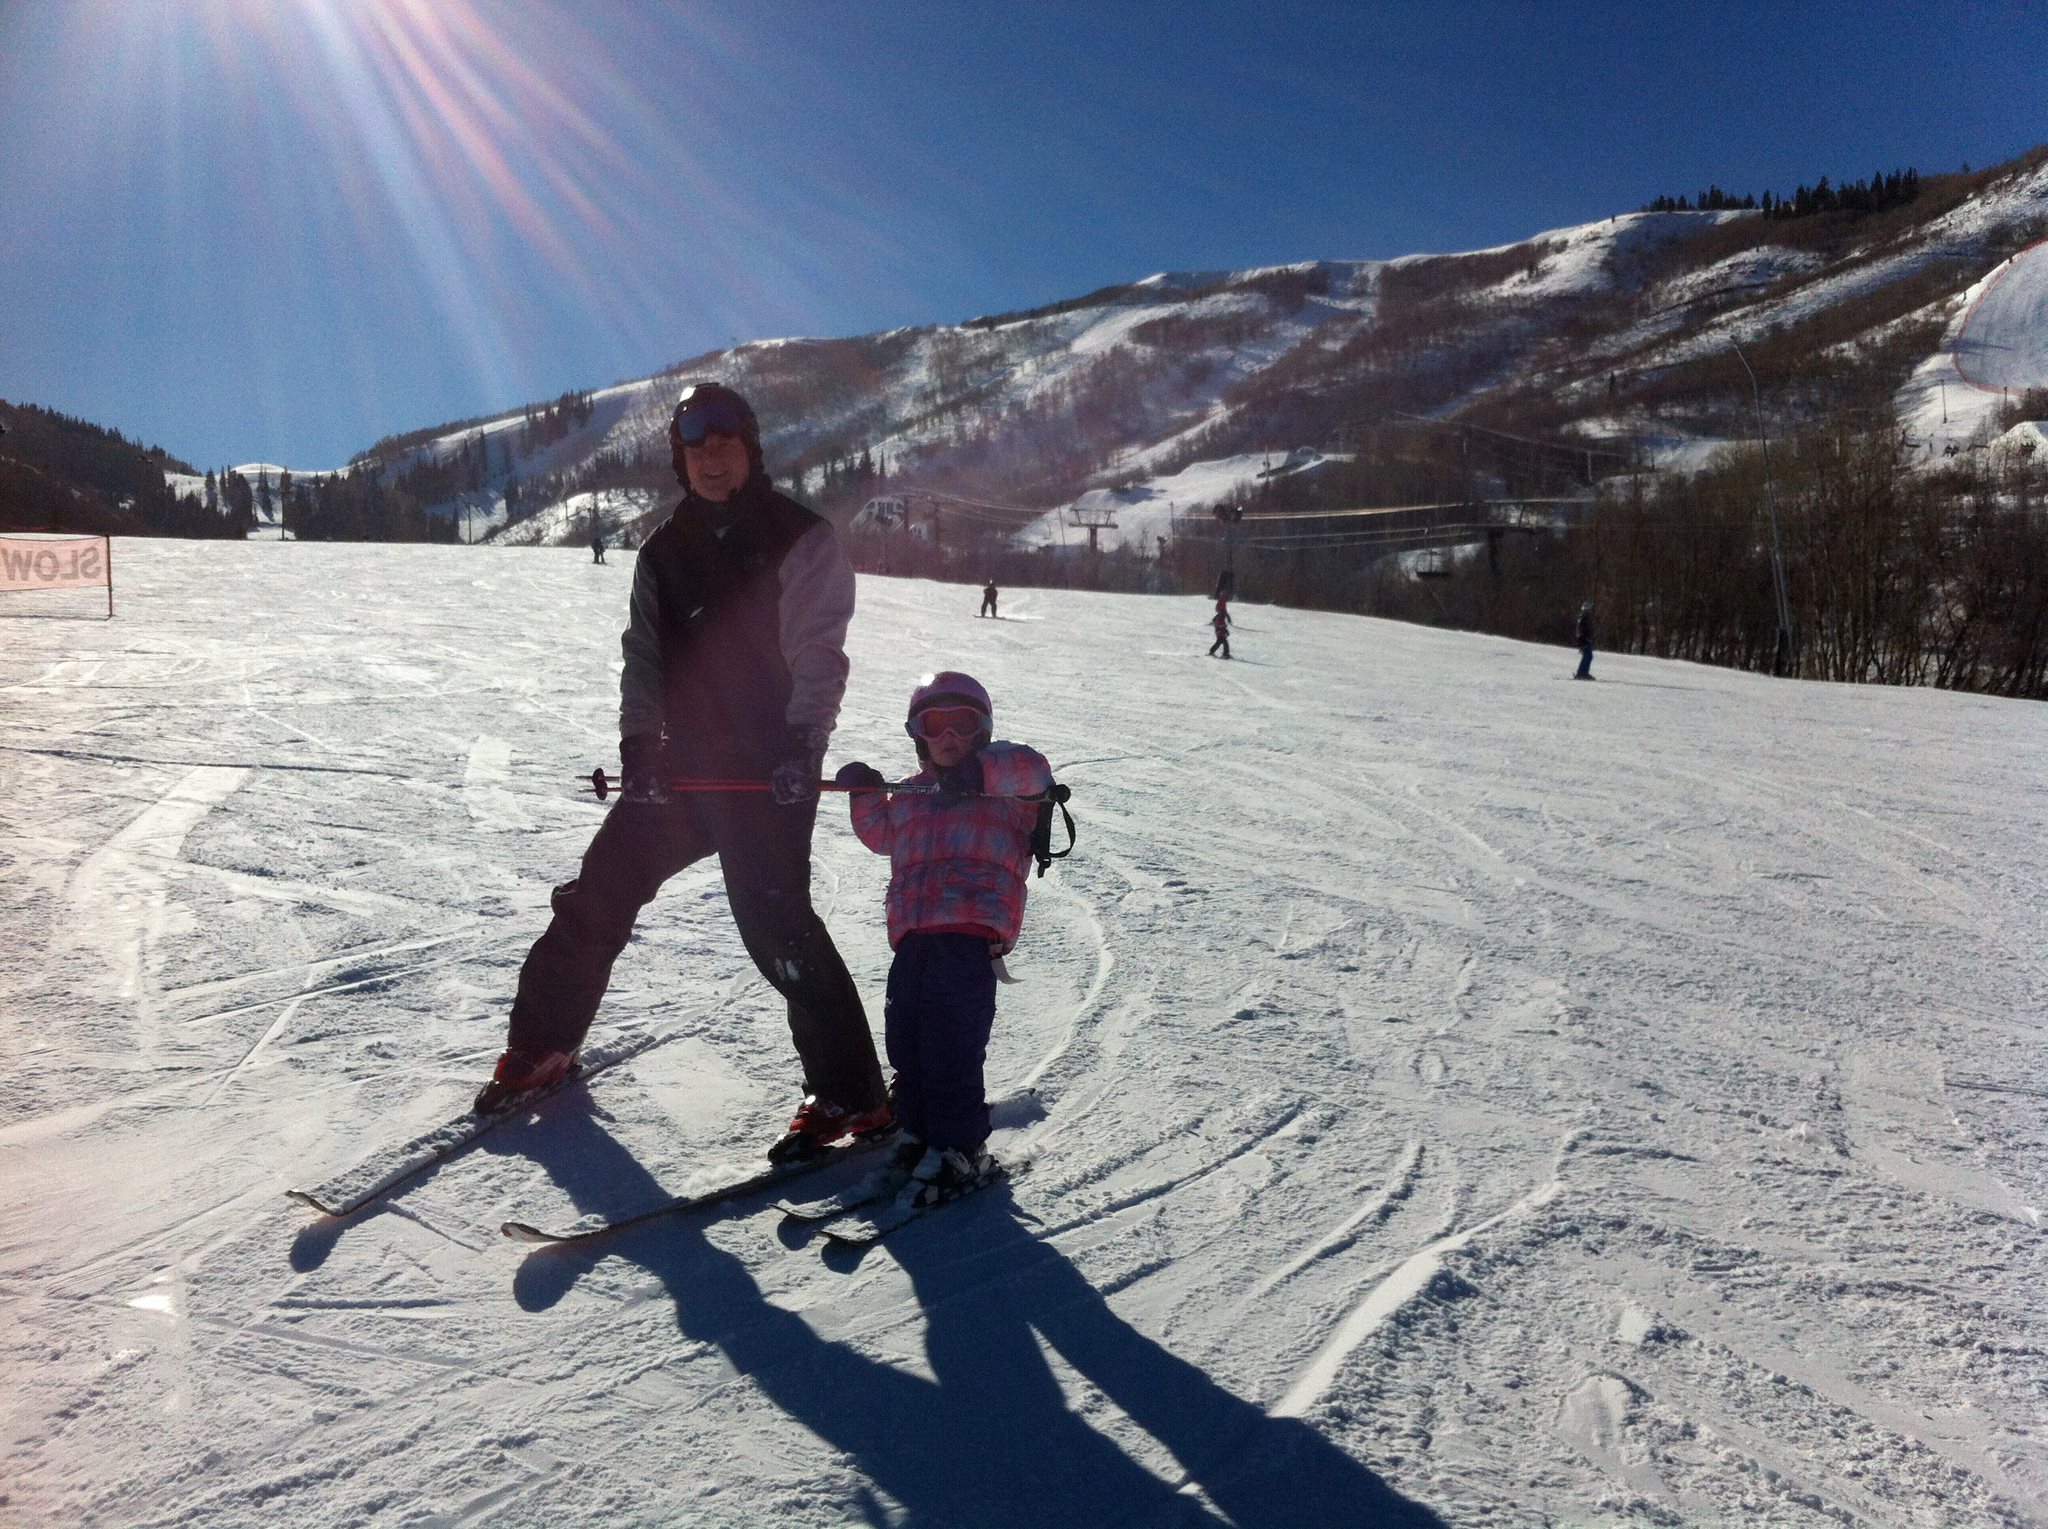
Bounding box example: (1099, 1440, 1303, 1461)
(907, 705, 987, 742)
(671, 394, 751, 446)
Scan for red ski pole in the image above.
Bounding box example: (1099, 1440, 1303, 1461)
(586, 769, 917, 802)
(583, 769, 1064, 804)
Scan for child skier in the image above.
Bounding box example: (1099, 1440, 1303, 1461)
(832, 671, 1053, 1199)
(1208, 605, 1232, 659)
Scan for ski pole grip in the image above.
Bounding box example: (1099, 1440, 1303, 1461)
(591, 767, 611, 801)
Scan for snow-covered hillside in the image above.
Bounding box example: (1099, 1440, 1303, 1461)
(3, 542, 2043, 1527)
(185, 153, 2048, 560)
(1897, 235, 2048, 453)
(1958, 238, 2048, 390)
(491, 485, 664, 551)
(1002, 450, 1347, 555)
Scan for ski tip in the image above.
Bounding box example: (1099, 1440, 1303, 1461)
(285, 1190, 341, 1216)
(500, 1221, 559, 1244)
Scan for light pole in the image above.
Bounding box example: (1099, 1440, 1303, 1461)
(1732, 342, 1796, 676)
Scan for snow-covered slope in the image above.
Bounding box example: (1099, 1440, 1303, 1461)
(1894, 234, 2048, 452)
(1957, 238, 2048, 390)
(203, 153, 2048, 554)
(3, 542, 2043, 1526)
(1010, 451, 1349, 555)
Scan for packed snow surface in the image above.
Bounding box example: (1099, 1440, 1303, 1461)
(1956, 239, 2048, 392)
(2, 541, 2044, 1528)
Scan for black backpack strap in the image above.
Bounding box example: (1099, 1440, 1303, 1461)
(1030, 782, 1075, 877)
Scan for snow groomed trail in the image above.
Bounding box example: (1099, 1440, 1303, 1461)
(1, 540, 2043, 1527)
(1955, 238, 2048, 392)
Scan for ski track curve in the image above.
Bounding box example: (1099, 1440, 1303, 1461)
(56, 764, 249, 1058)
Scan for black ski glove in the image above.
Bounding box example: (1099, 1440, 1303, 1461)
(771, 724, 830, 805)
(834, 761, 885, 792)
(619, 733, 669, 805)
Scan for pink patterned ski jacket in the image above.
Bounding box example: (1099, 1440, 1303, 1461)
(848, 741, 1053, 957)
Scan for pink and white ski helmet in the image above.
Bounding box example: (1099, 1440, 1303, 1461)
(905, 670, 992, 746)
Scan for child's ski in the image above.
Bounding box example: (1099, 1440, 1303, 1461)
(776, 1156, 915, 1222)
(287, 1030, 663, 1218)
(817, 1156, 1024, 1247)
(501, 1135, 890, 1246)
(778, 1088, 1041, 1224)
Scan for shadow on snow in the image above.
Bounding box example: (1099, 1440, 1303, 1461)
(506, 1109, 1446, 1529)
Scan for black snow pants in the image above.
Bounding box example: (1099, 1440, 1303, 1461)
(506, 791, 887, 1112)
(884, 931, 998, 1151)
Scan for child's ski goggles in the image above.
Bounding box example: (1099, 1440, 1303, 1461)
(907, 705, 988, 742)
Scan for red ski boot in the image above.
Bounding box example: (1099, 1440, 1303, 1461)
(768, 1095, 895, 1163)
(473, 1046, 576, 1115)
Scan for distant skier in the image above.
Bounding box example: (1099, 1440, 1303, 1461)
(475, 381, 890, 1163)
(979, 579, 998, 618)
(1208, 605, 1232, 660)
(833, 672, 1054, 1198)
(591, 530, 607, 564)
(1574, 600, 1596, 679)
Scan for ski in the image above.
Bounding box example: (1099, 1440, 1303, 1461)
(776, 1155, 916, 1223)
(286, 1030, 662, 1218)
(817, 1156, 1025, 1247)
(500, 1134, 891, 1246)
(779, 1088, 1042, 1224)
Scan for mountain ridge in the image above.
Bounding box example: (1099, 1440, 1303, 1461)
(12, 147, 2046, 554)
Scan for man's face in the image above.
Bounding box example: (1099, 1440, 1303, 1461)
(683, 431, 751, 502)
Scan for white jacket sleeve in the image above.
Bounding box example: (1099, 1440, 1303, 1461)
(777, 521, 856, 735)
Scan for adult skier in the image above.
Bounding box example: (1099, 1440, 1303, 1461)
(1574, 599, 1596, 679)
(591, 530, 607, 564)
(979, 579, 998, 618)
(474, 381, 892, 1162)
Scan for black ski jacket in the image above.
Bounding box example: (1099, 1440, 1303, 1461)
(620, 479, 854, 773)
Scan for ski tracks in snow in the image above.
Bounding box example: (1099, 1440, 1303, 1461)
(10, 556, 2048, 1527)
(55, 764, 249, 1060)
(1269, 1175, 1566, 1419)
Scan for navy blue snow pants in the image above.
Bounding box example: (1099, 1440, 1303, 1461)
(884, 931, 997, 1150)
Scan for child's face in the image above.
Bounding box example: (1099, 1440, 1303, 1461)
(926, 730, 974, 769)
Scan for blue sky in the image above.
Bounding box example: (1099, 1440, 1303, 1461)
(2, 1, 2042, 470)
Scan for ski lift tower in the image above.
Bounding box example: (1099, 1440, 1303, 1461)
(1213, 502, 1244, 598)
(1067, 504, 1118, 554)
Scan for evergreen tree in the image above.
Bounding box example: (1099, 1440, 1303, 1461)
(223, 470, 254, 532)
